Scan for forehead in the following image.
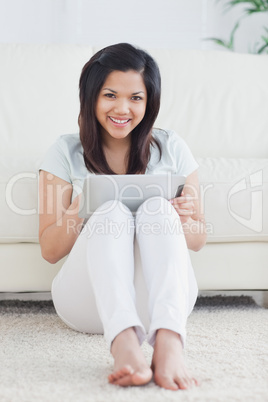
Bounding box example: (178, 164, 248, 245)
(102, 70, 146, 92)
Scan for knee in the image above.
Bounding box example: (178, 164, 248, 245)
(93, 199, 133, 220)
(136, 196, 175, 222)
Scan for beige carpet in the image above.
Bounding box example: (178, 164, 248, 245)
(0, 296, 267, 402)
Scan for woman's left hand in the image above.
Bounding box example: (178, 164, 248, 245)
(169, 171, 206, 251)
(169, 191, 196, 224)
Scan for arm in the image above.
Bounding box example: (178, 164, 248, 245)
(39, 170, 84, 264)
(170, 170, 207, 252)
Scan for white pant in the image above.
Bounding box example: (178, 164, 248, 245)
(52, 197, 198, 349)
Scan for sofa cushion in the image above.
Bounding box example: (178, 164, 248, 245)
(1, 155, 267, 244)
(198, 157, 268, 242)
(0, 155, 40, 243)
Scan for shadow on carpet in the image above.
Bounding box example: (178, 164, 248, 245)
(0, 295, 261, 315)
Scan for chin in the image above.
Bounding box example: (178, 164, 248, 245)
(110, 132, 131, 140)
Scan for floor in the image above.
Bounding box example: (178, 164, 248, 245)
(0, 292, 52, 301)
(0, 290, 267, 307)
(2, 293, 267, 402)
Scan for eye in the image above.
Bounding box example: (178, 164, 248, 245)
(131, 96, 143, 101)
(104, 93, 116, 99)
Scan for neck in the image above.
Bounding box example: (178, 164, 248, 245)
(101, 133, 131, 153)
(104, 140, 130, 153)
(101, 134, 131, 175)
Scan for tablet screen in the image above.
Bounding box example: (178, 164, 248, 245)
(79, 174, 185, 217)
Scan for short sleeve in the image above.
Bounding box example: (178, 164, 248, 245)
(39, 137, 71, 183)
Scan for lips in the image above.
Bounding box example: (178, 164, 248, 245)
(109, 117, 130, 124)
(109, 116, 131, 126)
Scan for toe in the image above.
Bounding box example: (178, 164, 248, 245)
(154, 373, 179, 391)
(108, 365, 134, 383)
(112, 368, 152, 387)
(114, 374, 133, 387)
(108, 375, 114, 383)
(108, 373, 118, 383)
(178, 375, 199, 389)
(193, 377, 200, 386)
(118, 365, 134, 377)
(176, 376, 189, 390)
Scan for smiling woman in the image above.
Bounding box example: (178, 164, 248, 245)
(39, 42, 206, 391)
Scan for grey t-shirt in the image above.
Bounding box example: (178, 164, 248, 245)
(40, 128, 198, 199)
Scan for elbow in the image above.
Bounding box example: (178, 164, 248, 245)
(40, 242, 62, 265)
(43, 254, 61, 265)
(41, 250, 61, 265)
(189, 233, 207, 252)
(191, 243, 204, 252)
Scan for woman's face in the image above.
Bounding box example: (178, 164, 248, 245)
(95, 70, 147, 144)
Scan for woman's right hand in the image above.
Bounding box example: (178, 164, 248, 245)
(39, 170, 84, 264)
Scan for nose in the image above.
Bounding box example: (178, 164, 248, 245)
(113, 98, 130, 115)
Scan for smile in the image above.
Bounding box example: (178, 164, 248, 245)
(109, 117, 130, 125)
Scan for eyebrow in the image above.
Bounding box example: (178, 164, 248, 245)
(102, 88, 145, 95)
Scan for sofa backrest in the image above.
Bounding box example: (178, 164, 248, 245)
(151, 48, 268, 159)
(0, 43, 267, 159)
(0, 44, 93, 157)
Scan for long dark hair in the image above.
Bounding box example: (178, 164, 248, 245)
(79, 43, 162, 174)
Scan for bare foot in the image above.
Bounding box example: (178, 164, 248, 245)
(151, 329, 199, 391)
(108, 327, 152, 387)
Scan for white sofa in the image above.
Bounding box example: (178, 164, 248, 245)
(1, 43, 268, 294)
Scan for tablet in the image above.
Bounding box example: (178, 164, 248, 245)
(78, 174, 185, 218)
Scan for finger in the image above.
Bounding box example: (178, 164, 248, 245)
(172, 201, 195, 211)
(178, 210, 195, 216)
(172, 195, 195, 204)
(172, 205, 195, 216)
(170, 199, 194, 207)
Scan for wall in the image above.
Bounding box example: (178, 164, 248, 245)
(0, 0, 266, 52)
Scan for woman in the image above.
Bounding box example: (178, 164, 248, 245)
(39, 43, 206, 390)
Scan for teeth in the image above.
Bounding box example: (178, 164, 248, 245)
(110, 117, 129, 124)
